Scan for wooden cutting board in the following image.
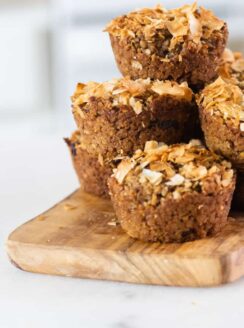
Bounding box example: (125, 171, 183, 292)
(7, 189, 244, 287)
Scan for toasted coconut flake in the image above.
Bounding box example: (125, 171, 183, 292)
(146, 145, 169, 156)
(222, 48, 235, 63)
(221, 169, 234, 187)
(240, 123, 244, 131)
(127, 30, 135, 38)
(208, 165, 219, 175)
(194, 166, 208, 179)
(173, 190, 181, 200)
(129, 97, 143, 114)
(144, 140, 159, 152)
(112, 88, 127, 95)
(240, 111, 244, 121)
(166, 174, 185, 186)
(151, 81, 192, 101)
(168, 146, 185, 162)
(181, 164, 208, 180)
(134, 101, 143, 114)
(144, 141, 168, 155)
(181, 3, 202, 43)
(141, 169, 163, 185)
(114, 158, 136, 184)
(140, 160, 150, 169)
(175, 152, 196, 164)
(188, 12, 201, 43)
(188, 139, 203, 147)
(133, 149, 144, 160)
(150, 162, 175, 177)
(166, 16, 188, 38)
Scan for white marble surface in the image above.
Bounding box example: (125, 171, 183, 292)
(1, 131, 244, 328)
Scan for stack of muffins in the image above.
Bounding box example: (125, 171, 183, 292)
(65, 3, 243, 243)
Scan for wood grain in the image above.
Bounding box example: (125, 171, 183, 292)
(7, 189, 244, 287)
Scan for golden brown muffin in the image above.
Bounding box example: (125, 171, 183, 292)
(65, 131, 118, 198)
(105, 4, 228, 88)
(72, 77, 199, 162)
(198, 77, 244, 171)
(217, 49, 244, 209)
(108, 140, 236, 243)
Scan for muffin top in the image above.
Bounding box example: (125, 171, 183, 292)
(113, 140, 234, 200)
(72, 77, 193, 115)
(219, 49, 244, 90)
(198, 77, 244, 132)
(105, 3, 225, 49)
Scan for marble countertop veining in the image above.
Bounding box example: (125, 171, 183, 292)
(0, 133, 243, 328)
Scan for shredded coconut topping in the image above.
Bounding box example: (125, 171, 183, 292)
(105, 3, 225, 50)
(219, 49, 244, 91)
(113, 140, 234, 198)
(198, 76, 244, 131)
(72, 77, 192, 116)
(113, 158, 136, 184)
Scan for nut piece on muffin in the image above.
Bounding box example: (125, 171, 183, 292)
(65, 131, 120, 198)
(105, 3, 228, 88)
(198, 77, 244, 171)
(72, 77, 199, 162)
(108, 140, 236, 243)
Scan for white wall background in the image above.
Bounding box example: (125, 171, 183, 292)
(0, 0, 244, 135)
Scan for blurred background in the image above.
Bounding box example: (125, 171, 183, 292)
(0, 0, 244, 138)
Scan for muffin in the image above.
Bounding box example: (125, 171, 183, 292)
(216, 49, 244, 208)
(108, 140, 236, 243)
(72, 77, 199, 162)
(105, 3, 228, 88)
(198, 77, 244, 171)
(65, 131, 119, 198)
(218, 48, 244, 88)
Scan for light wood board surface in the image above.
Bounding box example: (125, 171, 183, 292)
(7, 189, 244, 287)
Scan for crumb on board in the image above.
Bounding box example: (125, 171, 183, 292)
(63, 203, 77, 211)
(37, 215, 47, 221)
